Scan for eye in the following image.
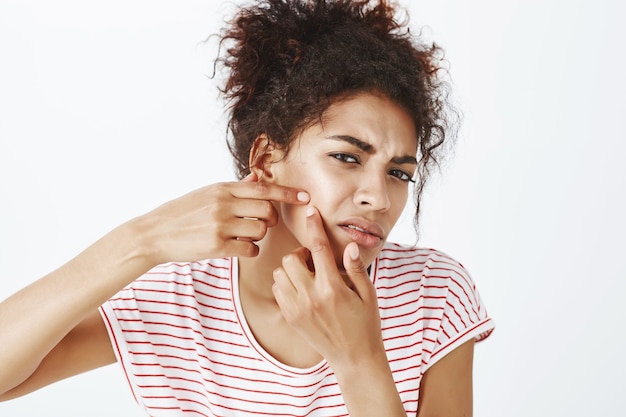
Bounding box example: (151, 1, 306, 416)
(389, 169, 416, 183)
(329, 153, 360, 164)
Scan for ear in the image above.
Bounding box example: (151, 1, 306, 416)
(248, 134, 285, 181)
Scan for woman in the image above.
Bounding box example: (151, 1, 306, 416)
(0, 0, 494, 416)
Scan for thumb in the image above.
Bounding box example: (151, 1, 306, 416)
(342, 242, 374, 301)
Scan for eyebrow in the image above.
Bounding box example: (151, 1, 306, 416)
(326, 134, 418, 165)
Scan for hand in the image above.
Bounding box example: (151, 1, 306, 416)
(271, 206, 385, 370)
(134, 172, 309, 265)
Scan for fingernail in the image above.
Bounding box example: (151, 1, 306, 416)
(297, 191, 310, 202)
(348, 242, 359, 260)
(306, 206, 316, 217)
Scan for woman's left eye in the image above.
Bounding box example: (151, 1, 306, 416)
(389, 169, 415, 183)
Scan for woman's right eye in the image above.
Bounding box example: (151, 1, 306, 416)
(330, 153, 360, 164)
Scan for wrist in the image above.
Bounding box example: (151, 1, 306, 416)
(330, 350, 406, 417)
(115, 214, 162, 269)
(330, 347, 391, 383)
(325, 335, 390, 379)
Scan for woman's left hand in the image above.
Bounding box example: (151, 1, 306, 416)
(271, 206, 385, 372)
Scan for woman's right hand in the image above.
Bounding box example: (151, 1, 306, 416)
(0, 172, 308, 399)
(134, 171, 309, 265)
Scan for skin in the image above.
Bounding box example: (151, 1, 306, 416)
(0, 92, 474, 417)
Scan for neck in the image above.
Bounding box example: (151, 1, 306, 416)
(238, 220, 301, 301)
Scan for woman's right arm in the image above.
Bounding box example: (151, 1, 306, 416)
(0, 309, 117, 401)
(0, 177, 309, 399)
(0, 220, 153, 399)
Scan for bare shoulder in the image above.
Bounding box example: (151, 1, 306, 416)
(0, 310, 115, 401)
(417, 339, 475, 417)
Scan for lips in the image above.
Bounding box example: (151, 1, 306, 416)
(338, 217, 385, 248)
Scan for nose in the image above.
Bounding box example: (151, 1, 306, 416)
(353, 173, 391, 212)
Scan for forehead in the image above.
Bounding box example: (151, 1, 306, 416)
(314, 92, 418, 153)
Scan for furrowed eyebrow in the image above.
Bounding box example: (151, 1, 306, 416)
(326, 134, 418, 166)
(327, 135, 374, 152)
(391, 155, 418, 166)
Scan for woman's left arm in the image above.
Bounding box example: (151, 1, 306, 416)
(416, 339, 474, 417)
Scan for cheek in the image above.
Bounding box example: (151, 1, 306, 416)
(279, 204, 307, 239)
(279, 183, 333, 237)
(390, 189, 410, 222)
(277, 182, 345, 253)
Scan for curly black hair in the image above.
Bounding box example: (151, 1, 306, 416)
(217, 0, 457, 232)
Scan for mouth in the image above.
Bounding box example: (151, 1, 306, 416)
(343, 224, 381, 237)
(338, 219, 385, 249)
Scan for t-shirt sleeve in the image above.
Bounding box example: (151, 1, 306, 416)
(98, 280, 148, 409)
(97, 261, 202, 412)
(419, 251, 495, 373)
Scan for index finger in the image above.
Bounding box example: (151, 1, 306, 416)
(233, 179, 310, 205)
(304, 206, 340, 282)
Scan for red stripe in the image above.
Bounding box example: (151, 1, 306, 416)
(113, 306, 239, 325)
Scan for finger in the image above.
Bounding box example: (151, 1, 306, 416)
(271, 282, 297, 324)
(240, 171, 258, 182)
(280, 247, 314, 292)
(342, 242, 374, 301)
(230, 199, 279, 226)
(272, 267, 302, 324)
(225, 239, 260, 258)
(272, 266, 298, 298)
(224, 217, 269, 241)
(232, 180, 310, 205)
(304, 206, 340, 283)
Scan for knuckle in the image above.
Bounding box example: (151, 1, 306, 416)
(254, 181, 269, 195)
(261, 201, 275, 218)
(309, 297, 324, 313)
(309, 240, 328, 253)
(283, 189, 295, 202)
(252, 221, 267, 239)
(213, 183, 231, 199)
(318, 285, 338, 302)
(282, 252, 299, 267)
(352, 262, 368, 275)
(266, 211, 279, 227)
(293, 298, 313, 320)
(241, 242, 259, 258)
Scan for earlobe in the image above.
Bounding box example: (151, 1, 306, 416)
(248, 134, 283, 182)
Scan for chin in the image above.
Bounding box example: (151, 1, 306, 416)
(329, 237, 381, 271)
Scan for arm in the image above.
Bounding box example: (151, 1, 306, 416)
(0, 176, 309, 399)
(417, 339, 474, 417)
(0, 222, 151, 398)
(0, 310, 115, 401)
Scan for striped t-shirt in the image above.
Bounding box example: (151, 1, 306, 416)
(100, 242, 494, 417)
